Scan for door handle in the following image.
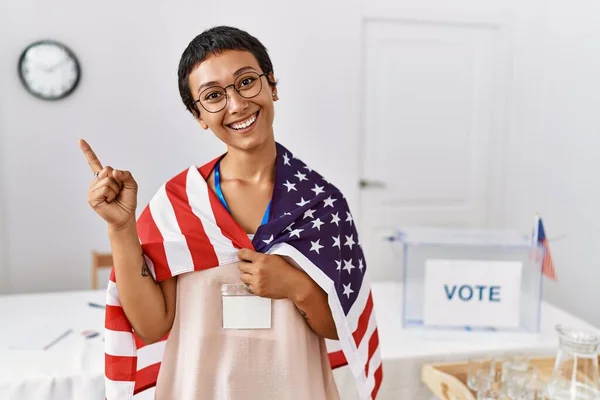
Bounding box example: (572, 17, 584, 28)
(359, 179, 386, 189)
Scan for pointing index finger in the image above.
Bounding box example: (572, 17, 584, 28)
(79, 139, 103, 173)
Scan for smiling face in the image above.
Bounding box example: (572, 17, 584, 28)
(188, 50, 278, 152)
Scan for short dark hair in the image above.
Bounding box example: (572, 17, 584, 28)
(177, 26, 276, 118)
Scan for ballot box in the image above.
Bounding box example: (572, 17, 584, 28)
(395, 227, 544, 333)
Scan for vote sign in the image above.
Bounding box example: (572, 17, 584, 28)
(423, 259, 523, 328)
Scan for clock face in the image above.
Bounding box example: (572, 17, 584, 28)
(18, 40, 81, 100)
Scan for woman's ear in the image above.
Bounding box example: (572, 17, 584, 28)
(268, 73, 278, 101)
(198, 119, 209, 130)
(194, 111, 209, 130)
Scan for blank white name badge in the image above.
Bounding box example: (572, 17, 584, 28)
(221, 284, 272, 330)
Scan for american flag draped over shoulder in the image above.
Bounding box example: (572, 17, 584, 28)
(104, 143, 383, 399)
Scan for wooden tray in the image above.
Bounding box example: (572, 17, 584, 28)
(421, 356, 600, 400)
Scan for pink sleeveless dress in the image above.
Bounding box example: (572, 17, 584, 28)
(154, 238, 340, 400)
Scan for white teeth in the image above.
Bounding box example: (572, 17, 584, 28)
(230, 113, 257, 130)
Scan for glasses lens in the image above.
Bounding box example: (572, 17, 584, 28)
(235, 72, 262, 99)
(198, 72, 263, 113)
(199, 87, 227, 113)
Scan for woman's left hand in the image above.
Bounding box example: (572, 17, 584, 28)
(237, 248, 304, 299)
(238, 248, 338, 339)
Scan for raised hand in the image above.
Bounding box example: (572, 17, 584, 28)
(79, 139, 138, 230)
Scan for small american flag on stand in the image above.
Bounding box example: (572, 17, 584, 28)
(533, 214, 557, 280)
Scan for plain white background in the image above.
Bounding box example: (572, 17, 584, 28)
(0, 0, 598, 330)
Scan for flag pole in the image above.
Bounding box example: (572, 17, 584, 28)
(532, 212, 540, 246)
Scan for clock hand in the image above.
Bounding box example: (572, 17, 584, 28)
(24, 60, 52, 72)
(48, 57, 70, 72)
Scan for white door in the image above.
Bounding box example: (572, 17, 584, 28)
(359, 18, 510, 281)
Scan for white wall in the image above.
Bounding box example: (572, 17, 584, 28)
(0, 0, 599, 327)
(0, 207, 7, 294)
(500, 0, 600, 327)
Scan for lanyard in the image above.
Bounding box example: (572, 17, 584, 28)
(214, 159, 271, 226)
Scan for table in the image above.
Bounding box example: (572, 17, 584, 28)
(0, 289, 106, 400)
(1, 283, 598, 400)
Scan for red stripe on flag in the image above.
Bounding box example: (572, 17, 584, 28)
(365, 328, 380, 376)
(137, 206, 172, 281)
(105, 305, 133, 332)
(371, 364, 383, 399)
(165, 170, 219, 270)
(105, 353, 136, 382)
(198, 157, 220, 180)
(541, 239, 557, 280)
(352, 293, 374, 346)
(133, 363, 161, 394)
(134, 332, 169, 349)
(328, 350, 348, 369)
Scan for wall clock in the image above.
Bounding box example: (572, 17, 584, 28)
(18, 40, 81, 101)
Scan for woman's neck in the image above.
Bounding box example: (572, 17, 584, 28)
(220, 139, 277, 183)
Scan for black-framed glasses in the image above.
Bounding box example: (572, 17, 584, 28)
(195, 71, 267, 113)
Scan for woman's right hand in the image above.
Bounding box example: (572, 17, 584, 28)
(79, 139, 138, 230)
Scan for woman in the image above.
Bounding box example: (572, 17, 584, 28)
(80, 26, 381, 400)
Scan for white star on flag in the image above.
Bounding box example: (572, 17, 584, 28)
(311, 184, 325, 196)
(283, 180, 297, 192)
(343, 259, 355, 274)
(296, 197, 310, 207)
(294, 171, 307, 182)
(311, 218, 325, 231)
(263, 235, 274, 245)
(283, 153, 291, 166)
(310, 239, 324, 254)
(345, 211, 353, 225)
(303, 209, 316, 219)
(289, 228, 304, 238)
(335, 260, 342, 271)
(323, 196, 337, 208)
(358, 258, 364, 272)
(285, 222, 295, 232)
(344, 235, 355, 250)
(342, 283, 354, 298)
(303, 165, 313, 173)
(332, 235, 341, 248)
(331, 212, 341, 226)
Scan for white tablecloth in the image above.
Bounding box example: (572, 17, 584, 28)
(1, 283, 598, 400)
(0, 289, 106, 400)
